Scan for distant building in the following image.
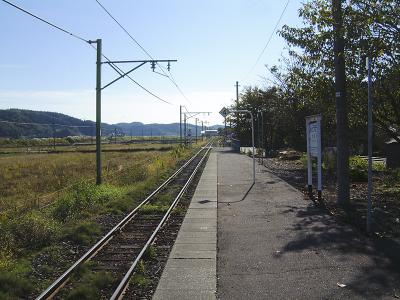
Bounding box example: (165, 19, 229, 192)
(201, 129, 218, 137)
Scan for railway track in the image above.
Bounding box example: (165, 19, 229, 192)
(36, 142, 213, 299)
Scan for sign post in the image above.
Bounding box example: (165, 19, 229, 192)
(306, 114, 322, 201)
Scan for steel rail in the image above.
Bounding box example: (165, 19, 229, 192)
(111, 145, 213, 299)
(36, 143, 212, 300)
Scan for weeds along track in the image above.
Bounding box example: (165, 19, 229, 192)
(36, 142, 213, 299)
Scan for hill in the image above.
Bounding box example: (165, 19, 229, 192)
(0, 109, 222, 138)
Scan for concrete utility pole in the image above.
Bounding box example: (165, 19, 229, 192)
(235, 81, 239, 106)
(201, 121, 204, 141)
(179, 105, 182, 145)
(195, 118, 198, 144)
(95, 38, 102, 185)
(367, 57, 373, 233)
(332, 0, 350, 205)
(184, 114, 187, 146)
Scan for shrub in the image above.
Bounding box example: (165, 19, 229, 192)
(349, 156, 386, 182)
(63, 221, 102, 245)
(53, 182, 122, 221)
(6, 211, 58, 251)
(0, 272, 34, 299)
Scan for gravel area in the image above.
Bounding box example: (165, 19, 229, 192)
(261, 157, 400, 239)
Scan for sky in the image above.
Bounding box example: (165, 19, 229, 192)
(0, 0, 304, 126)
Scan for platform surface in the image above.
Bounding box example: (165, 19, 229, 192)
(153, 148, 400, 300)
(153, 152, 217, 300)
(216, 147, 400, 300)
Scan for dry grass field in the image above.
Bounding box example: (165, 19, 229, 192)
(0, 143, 178, 210)
(0, 141, 207, 298)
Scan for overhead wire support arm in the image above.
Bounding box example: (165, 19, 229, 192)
(102, 62, 146, 90)
(102, 59, 177, 64)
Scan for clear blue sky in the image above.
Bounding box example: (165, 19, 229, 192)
(0, 0, 304, 125)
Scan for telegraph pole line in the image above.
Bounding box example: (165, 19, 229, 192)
(332, 0, 350, 205)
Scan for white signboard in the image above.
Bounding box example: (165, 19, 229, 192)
(306, 114, 322, 201)
(309, 122, 319, 157)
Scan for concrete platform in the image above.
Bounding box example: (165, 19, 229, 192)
(153, 152, 217, 300)
(216, 147, 400, 300)
(153, 148, 400, 300)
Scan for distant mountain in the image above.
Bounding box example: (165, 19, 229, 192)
(0, 109, 222, 138)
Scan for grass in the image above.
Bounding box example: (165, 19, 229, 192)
(0, 141, 206, 297)
(0, 145, 180, 210)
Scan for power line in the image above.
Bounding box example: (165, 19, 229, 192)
(0, 0, 89, 44)
(245, 0, 290, 79)
(94, 0, 191, 104)
(2, 0, 175, 106)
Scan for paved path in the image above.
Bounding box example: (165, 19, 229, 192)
(217, 147, 400, 300)
(153, 152, 217, 300)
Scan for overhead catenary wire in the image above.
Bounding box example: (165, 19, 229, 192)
(0, 0, 90, 43)
(2, 0, 174, 106)
(244, 0, 290, 80)
(94, 0, 191, 104)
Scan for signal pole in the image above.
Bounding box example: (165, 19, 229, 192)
(332, 0, 350, 205)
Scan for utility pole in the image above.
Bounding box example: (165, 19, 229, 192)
(184, 114, 187, 146)
(201, 121, 204, 141)
(94, 38, 102, 185)
(179, 105, 182, 145)
(235, 81, 239, 106)
(88, 39, 177, 184)
(195, 118, 198, 144)
(367, 56, 373, 233)
(235, 81, 240, 131)
(332, 0, 350, 205)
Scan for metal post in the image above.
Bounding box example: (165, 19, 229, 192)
(202, 121, 204, 141)
(261, 111, 264, 162)
(179, 105, 182, 145)
(367, 57, 373, 233)
(250, 113, 255, 184)
(306, 118, 313, 197)
(184, 114, 187, 146)
(195, 118, 198, 144)
(95, 38, 102, 185)
(317, 117, 323, 201)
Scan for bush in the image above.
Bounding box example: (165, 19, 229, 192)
(349, 156, 386, 182)
(53, 182, 122, 221)
(6, 211, 58, 251)
(0, 272, 33, 299)
(63, 221, 102, 245)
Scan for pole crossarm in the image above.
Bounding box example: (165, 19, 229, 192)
(184, 111, 212, 120)
(102, 59, 177, 64)
(102, 62, 146, 90)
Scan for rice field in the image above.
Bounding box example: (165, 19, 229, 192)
(0, 142, 190, 211)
